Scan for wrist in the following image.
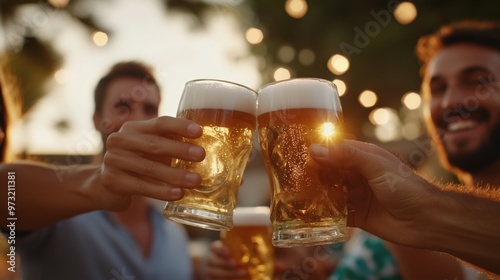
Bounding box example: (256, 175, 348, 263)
(420, 187, 454, 251)
(69, 165, 112, 211)
(409, 178, 443, 249)
(421, 187, 497, 259)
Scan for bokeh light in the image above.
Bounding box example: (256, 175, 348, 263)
(92, 31, 108, 47)
(375, 123, 402, 142)
(369, 108, 391, 125)
(48, 0, 69, 8)
(278, 45, 296, 63)
(285, 0, 308, 19)
(54, 69, 68, 85)
(327, 54, 350, 75)
(371, 108, 403, 142)
(394, 2, 418, 25)
(273, 67, 291, 81)
(298, 49, 315, 65)
(246, 27, 264, 44)
(402, 92, 421, 110)
(332, 79, 347, 96)
(402, 122, 421, 140)
(358, 90, 377, 108)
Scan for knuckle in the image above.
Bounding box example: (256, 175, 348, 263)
(105, 132, 122, 150)
(136, 179, 150, 195)
(120, 121, 134, 131)
(141, 159, 157, 175)
(101, 167, 118, 188)
(147, 135, 161, 153)
(152, 116, 169, 130)
(102, 151, 117, 166)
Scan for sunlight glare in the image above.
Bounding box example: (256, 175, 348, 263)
(320, 122, 336, 138)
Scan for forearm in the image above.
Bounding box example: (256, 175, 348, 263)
(385, 242, 464, 279)
(0, 161, 107, 231)
(424, 188, 500, 274)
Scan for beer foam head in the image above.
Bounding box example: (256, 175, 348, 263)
(233, 207, 271, 226)
(179, 79, 257, 115)
(257, 78, 342, 115)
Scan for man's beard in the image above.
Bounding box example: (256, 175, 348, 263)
(443, 122, 500, 173)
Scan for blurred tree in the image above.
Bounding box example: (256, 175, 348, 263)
(1, 0, 499, 140)
(165, 0, 500, 139)
(0, 0, 109, 114)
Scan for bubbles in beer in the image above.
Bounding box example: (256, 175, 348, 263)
(257, 78, 349, 246)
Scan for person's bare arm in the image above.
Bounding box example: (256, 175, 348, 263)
(0, 116, 205, 231)
(1, 162, 109, 231)
(309, 140, 500, 275)
(425, 187, 500, 275)
(385, 243, 465, 279)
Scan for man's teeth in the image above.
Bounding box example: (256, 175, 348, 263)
(447, 120, 478, 132)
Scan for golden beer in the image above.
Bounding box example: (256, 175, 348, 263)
(257, 78, 349, 247)
(164, 80, 257, 231)
(221, 207, 274, 280)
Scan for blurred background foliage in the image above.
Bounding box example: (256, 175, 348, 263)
(1, 0, 499, 143)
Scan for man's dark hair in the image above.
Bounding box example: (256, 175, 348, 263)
(93, 61, 160, 114)
(416, 20, 500, 76)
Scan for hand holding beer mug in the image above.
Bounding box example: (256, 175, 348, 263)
(163, 79, 257, 230)
(257, 78, 349, 247)
(221, 207, 274, 280)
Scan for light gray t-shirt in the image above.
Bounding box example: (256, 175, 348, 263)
(17, 208, 192, 280)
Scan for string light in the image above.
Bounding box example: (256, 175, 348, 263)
(402, 122, 421, 140)
(369, 108, 391, 125)
(327, 54, 350, 75)
(92, 31, 108, 47)
(402, 92, 421, 109)
(285, 0, 308, 19)
(358, 90, 377, 108)
(273, 67, 291, 81)
(245, 27, 264, 44)
(298, 49, 315, 65)
(277, 45, 296, 63)
(394, 2, 418, 25)
(332, 79, 347, 96)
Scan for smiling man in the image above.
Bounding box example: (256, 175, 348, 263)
(379, 20, 500, 279)
(420, 20, 500, 187)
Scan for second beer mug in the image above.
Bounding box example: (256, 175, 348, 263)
(257, 78, 349, 247)
(163, 79, 257, 231)
(221, 207, 274, 280)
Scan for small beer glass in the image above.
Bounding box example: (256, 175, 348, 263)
(221, 207, 274, 279)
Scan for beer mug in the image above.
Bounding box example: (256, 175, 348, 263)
(163, 79, 257, 231)
(221, 207, 274, 279)
(257, 78, 349, 247)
